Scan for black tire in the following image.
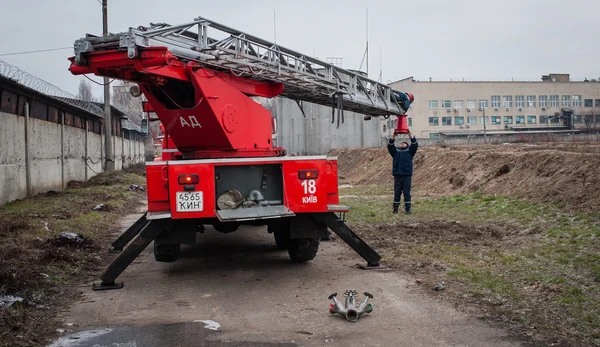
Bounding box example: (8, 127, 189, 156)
(212, 222, 239, 234)
(273, 230, 290, 250)
(154, 243, 180, 262)
(287, 238, 320, 262)
(268, 219, 291, 250)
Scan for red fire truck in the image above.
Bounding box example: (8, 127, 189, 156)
(69, 17, 408, 290)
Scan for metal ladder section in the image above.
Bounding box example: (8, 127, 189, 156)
(93, 212, 382, 290)
(74, 16, 404, 117)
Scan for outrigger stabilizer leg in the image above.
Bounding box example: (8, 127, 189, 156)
(312, 213, 383, 268)
(92, 218, 164, 291)
(110, 212, 149, 252)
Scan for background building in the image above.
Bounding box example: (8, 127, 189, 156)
(385, 74, 600, 138)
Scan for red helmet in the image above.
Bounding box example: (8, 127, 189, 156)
(406, 93, 414, 102)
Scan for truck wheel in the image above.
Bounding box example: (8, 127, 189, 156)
(273, 230, 290, 250)
(268, 219, 290, 250)
(212, 222, 239, 234)
(288, 238, 319, 262)
(154, 243, 180, 262)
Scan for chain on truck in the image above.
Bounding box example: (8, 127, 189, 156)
(68, 16, 411, 290)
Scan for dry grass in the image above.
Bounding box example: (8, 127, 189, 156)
(342, 188, 600, 347)
(0, 170, 145, 347)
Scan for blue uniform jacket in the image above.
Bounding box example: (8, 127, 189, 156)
(387, 137, 418, 176)
(392, 91, 412, 112)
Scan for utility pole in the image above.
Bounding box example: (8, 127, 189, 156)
(366, 8, 369, 77)
(102, 0, 114, 170)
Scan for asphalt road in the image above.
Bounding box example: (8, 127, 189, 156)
(50, 212, 525, 347)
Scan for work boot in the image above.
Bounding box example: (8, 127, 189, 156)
(405, 210, 412, 215)
(405, 204, 412, 215)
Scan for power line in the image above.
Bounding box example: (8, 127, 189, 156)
(0, 47, 72, 57)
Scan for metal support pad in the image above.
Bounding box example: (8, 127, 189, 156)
(312, 213, 381, 267)
(111, 212, 149, 252)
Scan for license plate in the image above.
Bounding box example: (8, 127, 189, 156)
(176, 191, 204, 212)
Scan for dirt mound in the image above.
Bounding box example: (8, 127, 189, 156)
(354, 220, 508, 247)
(331, 143, 600, 211)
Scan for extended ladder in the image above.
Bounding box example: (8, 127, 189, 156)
(74, 16, 404, 117)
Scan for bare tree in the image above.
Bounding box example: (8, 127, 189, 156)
(112, 80, 143, 124)
(77, 78, 94, 101)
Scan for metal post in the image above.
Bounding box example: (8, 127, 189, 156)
(24, 103, 32, 197)
(84, 120, 89, 180)
(60, 112, 65, 190)
(102, 0, 114, 171)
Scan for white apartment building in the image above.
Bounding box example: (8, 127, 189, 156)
(383, 74, 600, 138)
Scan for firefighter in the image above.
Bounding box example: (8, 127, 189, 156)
(387, 129, 418, 214)
(391, 91, 414, 113)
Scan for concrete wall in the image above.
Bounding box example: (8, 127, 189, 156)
(270, 98, 384, 155)
(388, 77, 600, 138)
(0, 113, 26, 203)
(0, 111, 146, 205)
(416, 132, 600, 147)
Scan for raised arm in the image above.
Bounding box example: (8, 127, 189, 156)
(408, 130, 418, 156)
(387, 132, 398, 157)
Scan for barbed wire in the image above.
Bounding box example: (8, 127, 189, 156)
(0, 59, 103, 117)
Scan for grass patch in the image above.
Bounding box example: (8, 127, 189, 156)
(0, 169, 146, 346)
(342, 188, 600, 346)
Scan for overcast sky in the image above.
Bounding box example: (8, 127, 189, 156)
(1, 0, 599, 98)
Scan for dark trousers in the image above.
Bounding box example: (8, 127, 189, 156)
(393, 175, 412, 211)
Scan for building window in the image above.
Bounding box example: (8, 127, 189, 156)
(585, 99, 593, 107)
(468, 116, 477, 125)
(527, 115, 536, 124)
(515, 95, 525, 108)
(504, 116, 513, 124)
(455, 116, 465, 125)
(429, 117, 439, 126)
(408, 118, 413, 127)
(491, 96, 501, 108)
(551, 115, 560, 124)
(540, 115, 549, 124)
(516, 116, 525, 124)
(453, 100, 463, 109)
(480, 116, 489, 125)
(562, 95, 571, 107)
(527, 96, 536, 108)
(492, 116, 501, 125)
(428, 100, 438, 109)
(479, 100, 488, 109)
(503, 96, 513, 108)
(573, 95, 581, 107)
(443, 100, 452, 108)
(550, 95, 558, 108)
(596, 99, 600, 108)
(585, 114, 594, 124)
(442, 117, 452, 125)
(383, 124, 386, 132)
(467, 100, 476, 109)
(429, 133, 440, 139)
(539, 95, 548, 108)
(574, 114, 582, 123)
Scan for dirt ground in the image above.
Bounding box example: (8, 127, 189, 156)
(50, 214, 526, 347)
(3, 143, 600, 346)
(0, 169, 146, 347)
(331, 142, 600, 212)
(333, 142, 600, 346)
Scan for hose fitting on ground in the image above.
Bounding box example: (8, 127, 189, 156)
(328, 290, 373, 322)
